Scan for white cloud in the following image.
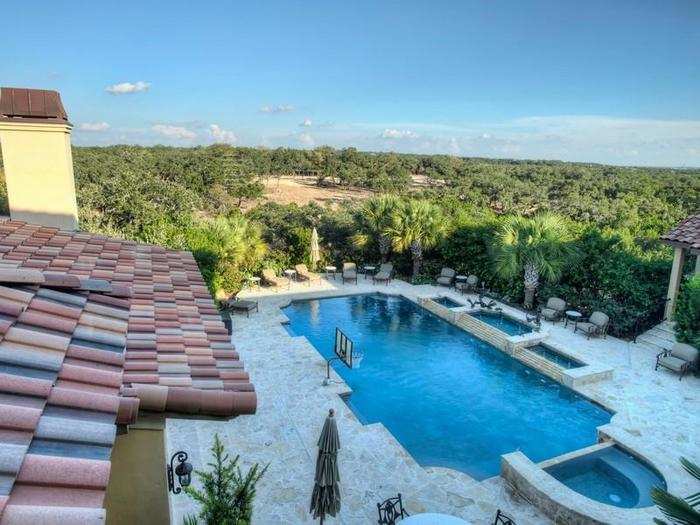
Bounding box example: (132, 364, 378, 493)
(297, 132, 315, 146)
(209, 124, 238, 143)
(260, 104, 295, 114)
(105, 81, 150, 95)
(300, 118, 312, 127)
(381, 128, 419, 139)
(152, 124, 196, 140)
(78, 122, 110, 132)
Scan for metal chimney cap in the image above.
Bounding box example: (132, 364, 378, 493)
(0, 87, 70, 125)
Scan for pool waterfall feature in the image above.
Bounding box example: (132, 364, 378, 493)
(418, 297, 579, 380)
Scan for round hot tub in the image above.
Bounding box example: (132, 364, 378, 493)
(544, 444, 667, 508)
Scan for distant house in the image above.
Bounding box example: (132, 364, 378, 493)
(0, 87, 256, 524)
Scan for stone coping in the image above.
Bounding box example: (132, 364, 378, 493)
(166, 278, 698, 524)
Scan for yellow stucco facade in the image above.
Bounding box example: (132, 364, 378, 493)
(0, 121, 79, 230)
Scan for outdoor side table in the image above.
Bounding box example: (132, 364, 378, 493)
(565, 310, 582, 329)
(455, 275, 467, 293)
(363, 265, 376, 279)
(325, 266, 337, 279)
(246, 276, 261, 289)
(284, 269, 297, 281)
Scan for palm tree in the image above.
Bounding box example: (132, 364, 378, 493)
(493, 212, 575, 309)
(189, 214, 267, 296)
(652, 457, 700, 525)
(387, 199, 445, 280)
(351, 195, 401, 262)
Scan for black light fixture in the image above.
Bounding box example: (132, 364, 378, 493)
(167, 451, 193, 494)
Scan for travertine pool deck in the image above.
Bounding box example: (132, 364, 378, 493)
(166, 278, 699, 524)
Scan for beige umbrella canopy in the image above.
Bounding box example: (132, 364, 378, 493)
(310, 409, 340, 524)
(310, 227, 321, 270)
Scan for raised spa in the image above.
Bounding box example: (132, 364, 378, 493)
(529, 343, 584, 369)
(545, 444, 667, 508)
(432, 296, 464, 309)
(470, 310, 533, 336)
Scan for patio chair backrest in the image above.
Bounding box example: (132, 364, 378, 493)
(467, 274, 478, 285)
(590, 311, 609, 328)
(262, 268, 277, 281)
(440, 267, 456, 278)
(295, 263, 309, 275)
(377, 493, 408, 524)
(343, 262, 356, 272)
(671, 342, 699, 363)
(546, 297, 566, 311)
(379, 262, 393, 273)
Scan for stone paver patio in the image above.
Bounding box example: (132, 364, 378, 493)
(166, 277, 699, 524)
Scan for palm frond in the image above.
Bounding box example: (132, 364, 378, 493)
(492, 212, 575, 284)
(651, 486, 700, 525)
(681, 457, 700, 481)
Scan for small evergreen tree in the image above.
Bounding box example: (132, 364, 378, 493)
(183, 434, 267, 525)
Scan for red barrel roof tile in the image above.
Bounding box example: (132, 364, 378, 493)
(0, 219, 256, 524)
(660, 213, 700, 253)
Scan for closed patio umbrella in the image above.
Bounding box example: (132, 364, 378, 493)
(310, 409, 341, 524)
(310, 227, 321, 270)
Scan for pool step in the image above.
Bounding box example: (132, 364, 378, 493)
(635, 321, 677, 354)
(514, 348, 565, 381)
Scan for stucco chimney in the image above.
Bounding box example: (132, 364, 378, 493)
(0, 87, 79, 230)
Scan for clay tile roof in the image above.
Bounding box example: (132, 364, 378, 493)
(0, 87, 70, 125)
(0, 219, 256, 524)
(660, 213, 700, 253)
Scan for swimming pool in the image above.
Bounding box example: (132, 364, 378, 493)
(282, 293, 611, 479)
(545, 445, 666, 508)
(470, 310, 533, 336)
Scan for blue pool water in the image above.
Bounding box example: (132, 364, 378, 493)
(529, 344, 584, 369)
(545, 445, 666, 508)
(282, 293, 611, 479)
(470, 310, 533, 336)
(433, 296, 463, 308)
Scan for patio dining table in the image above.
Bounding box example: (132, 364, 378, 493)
(402, 513, 471, 524)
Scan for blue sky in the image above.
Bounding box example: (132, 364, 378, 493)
(2, 0, 699, 166)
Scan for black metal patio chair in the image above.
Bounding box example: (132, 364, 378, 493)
(493, 509, 516, 525)
(377, 493, 409, 524)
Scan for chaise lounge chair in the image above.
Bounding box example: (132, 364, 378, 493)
(261, 268, 290, 288)
(574, 311, 609, 339)
(655, 342, 698, 380)
(540, 297, 566, 322)
(342, 262, 358, 284)
(436, 267, 456, 287)
(225, 297, 259, 318)
(295, 264, 321, 285)
(373, 263, 393, 285)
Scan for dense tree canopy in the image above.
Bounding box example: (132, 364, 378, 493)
(0, 143, 697, 338)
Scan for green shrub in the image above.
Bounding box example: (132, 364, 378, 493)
(675, 275, 700, 347)
(184, 434, 267, 525)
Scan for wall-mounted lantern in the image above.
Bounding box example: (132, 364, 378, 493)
(167, 451, 193, 494)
